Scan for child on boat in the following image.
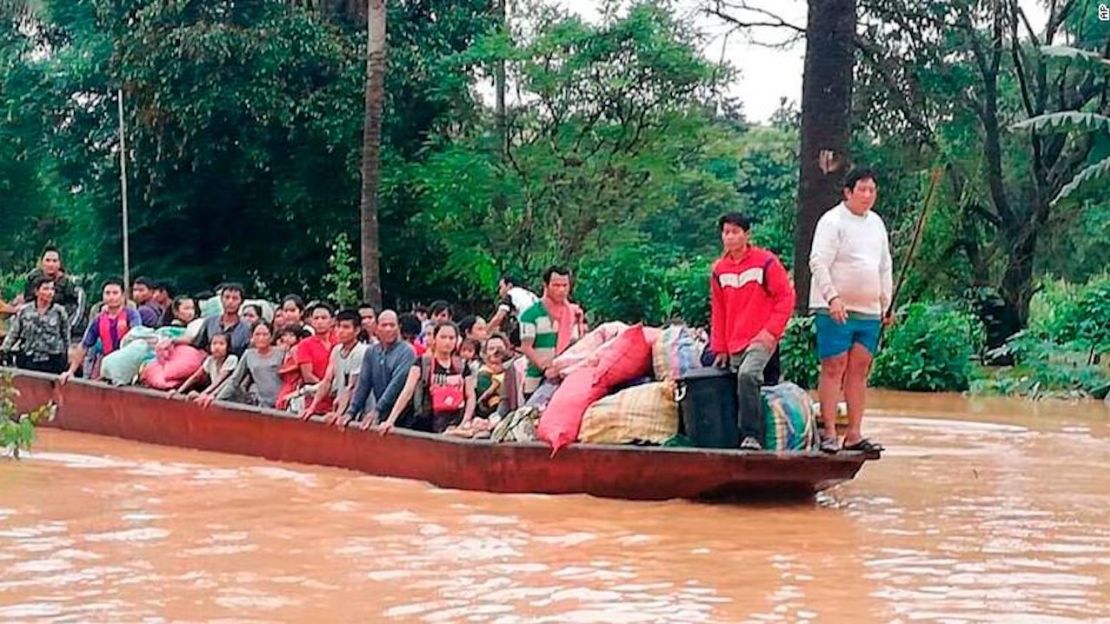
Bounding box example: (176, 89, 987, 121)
(475, 344, 506, 420)
(170, 333, 238, 403)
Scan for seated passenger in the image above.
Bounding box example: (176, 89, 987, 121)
(22, 245, 80, 316)
(274, 326, 305, 407)
(171, 333, 239, 402)
(184, 283, 252, 357)
(475, 342, 507, 420)
(299, 310, 367, 423)
(1, 276, 70, 374)
(382, 321, 476, 435)
(240, 304, 263, 328)
(399, 312, 426, 358)
(131, 276, 163, 328)
(357, 302, 378, 345)
(343, 310, 417, 430)
(277, 295, 307, 332)
(60, 278, 142, 384)
(459, 338, 481, 374)
(458, 315, 488, 344)
(205, 322, 284, 408)
(152, 281, 175, 326)
(277, 303, 335, 411)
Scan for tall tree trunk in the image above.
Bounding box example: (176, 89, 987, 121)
(494, 0, 507, 158)
(359, 0, 386, 308)
(793, 0, 856, 312)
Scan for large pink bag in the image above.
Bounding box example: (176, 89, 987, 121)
(141, 345, 206, 390)
(538, 324, 654, 452)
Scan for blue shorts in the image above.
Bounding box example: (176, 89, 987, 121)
(815, 312, 881, 360)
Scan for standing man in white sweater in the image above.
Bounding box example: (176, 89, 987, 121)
(809, 168, 892, 454)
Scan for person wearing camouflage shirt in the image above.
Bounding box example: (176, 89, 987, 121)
(1, 276, 70, 373)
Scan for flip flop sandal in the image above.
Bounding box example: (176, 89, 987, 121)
(842, 438, 884, 453)
(818, 435, 840, 454)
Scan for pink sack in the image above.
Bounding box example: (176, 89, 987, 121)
(538, 324, 654, 453)
(593, 324, 653, 389)
(537, 367, 603, 452)
(552, 321, 628, 375)
(141, 345, 207, 390)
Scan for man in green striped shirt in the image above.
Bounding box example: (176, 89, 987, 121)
(519, 266, 583, 396)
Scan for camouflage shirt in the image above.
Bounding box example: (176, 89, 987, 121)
(0, 303, 70, 356)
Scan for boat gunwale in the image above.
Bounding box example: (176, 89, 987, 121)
(4, 367, 875, 463)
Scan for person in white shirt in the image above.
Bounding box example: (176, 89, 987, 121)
(487, 273, 539, 343)
(809, 167, 892, 454)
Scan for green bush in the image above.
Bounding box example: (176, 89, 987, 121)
(975, 274, 1110, 399)
(779, 316, 819, 389)
(1026, 274, 1110, 355)
(872, 303, 984, 392)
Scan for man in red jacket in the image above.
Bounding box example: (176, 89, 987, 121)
(710, 213, 796, 450)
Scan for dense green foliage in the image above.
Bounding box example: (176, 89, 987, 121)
(872, 303, 984, 392)
(976, 275, 1110, 398)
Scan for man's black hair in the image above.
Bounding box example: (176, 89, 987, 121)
(500, 273, 522, 287)
(398, 312, 422, 338)
(429, 300, 451, 316)
(309, 301, 335, 316)
(336, 309, 360, 327)
(842, 166, 878, 191)
(41, 244, 61, 257)
(542, 265, 571, 285)
(717, 212, 752, 232)
(102, 277, 125, 291)
(221, 282, 246, 297)
(133, 276, 155, 289)
(155, 279, 174, 297)
(357, 302, 376, 313)
(413, 304, 429, 315)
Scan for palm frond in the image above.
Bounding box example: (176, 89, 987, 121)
(1039, 45, 1110, 73)
(1054, 157, 1110, 205)
(1012, 111, 1110, 134)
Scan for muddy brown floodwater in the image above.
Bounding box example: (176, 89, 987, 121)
(1, 391, 1108, 623)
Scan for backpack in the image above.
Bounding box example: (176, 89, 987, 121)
(421, 354, 466, 415)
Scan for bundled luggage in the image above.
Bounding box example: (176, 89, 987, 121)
(761, 382, 817, 451)
(580, 381, 677, 445)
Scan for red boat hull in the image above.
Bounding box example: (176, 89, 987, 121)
(7, 369, 876, 501)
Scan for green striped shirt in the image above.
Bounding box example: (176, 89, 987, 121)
(519, 301, 560, 394)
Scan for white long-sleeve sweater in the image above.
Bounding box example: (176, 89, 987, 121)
(808, 202, 893, 317)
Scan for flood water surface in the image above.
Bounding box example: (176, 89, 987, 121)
(1, 391, 1107, 622)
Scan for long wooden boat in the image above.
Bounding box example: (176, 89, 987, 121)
(7, 368, 879, 501)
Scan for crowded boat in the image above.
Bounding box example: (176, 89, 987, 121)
(1, 170, 891, 454)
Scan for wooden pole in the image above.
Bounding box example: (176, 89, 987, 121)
(117, 88, 131, 289)
(890, 165, 944, 313)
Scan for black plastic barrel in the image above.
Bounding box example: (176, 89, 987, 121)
(676, 367, 739, 449)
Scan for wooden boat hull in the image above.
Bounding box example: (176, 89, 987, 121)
(7, 369, 877, 501)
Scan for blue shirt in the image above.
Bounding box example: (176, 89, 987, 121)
(347, 339, 417, 421)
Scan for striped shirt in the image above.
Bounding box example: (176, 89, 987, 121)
(519, 300, 583, 394)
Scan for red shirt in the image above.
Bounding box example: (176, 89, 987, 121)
(292, 333, 334, 412)
(710, 246, 796, 355)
